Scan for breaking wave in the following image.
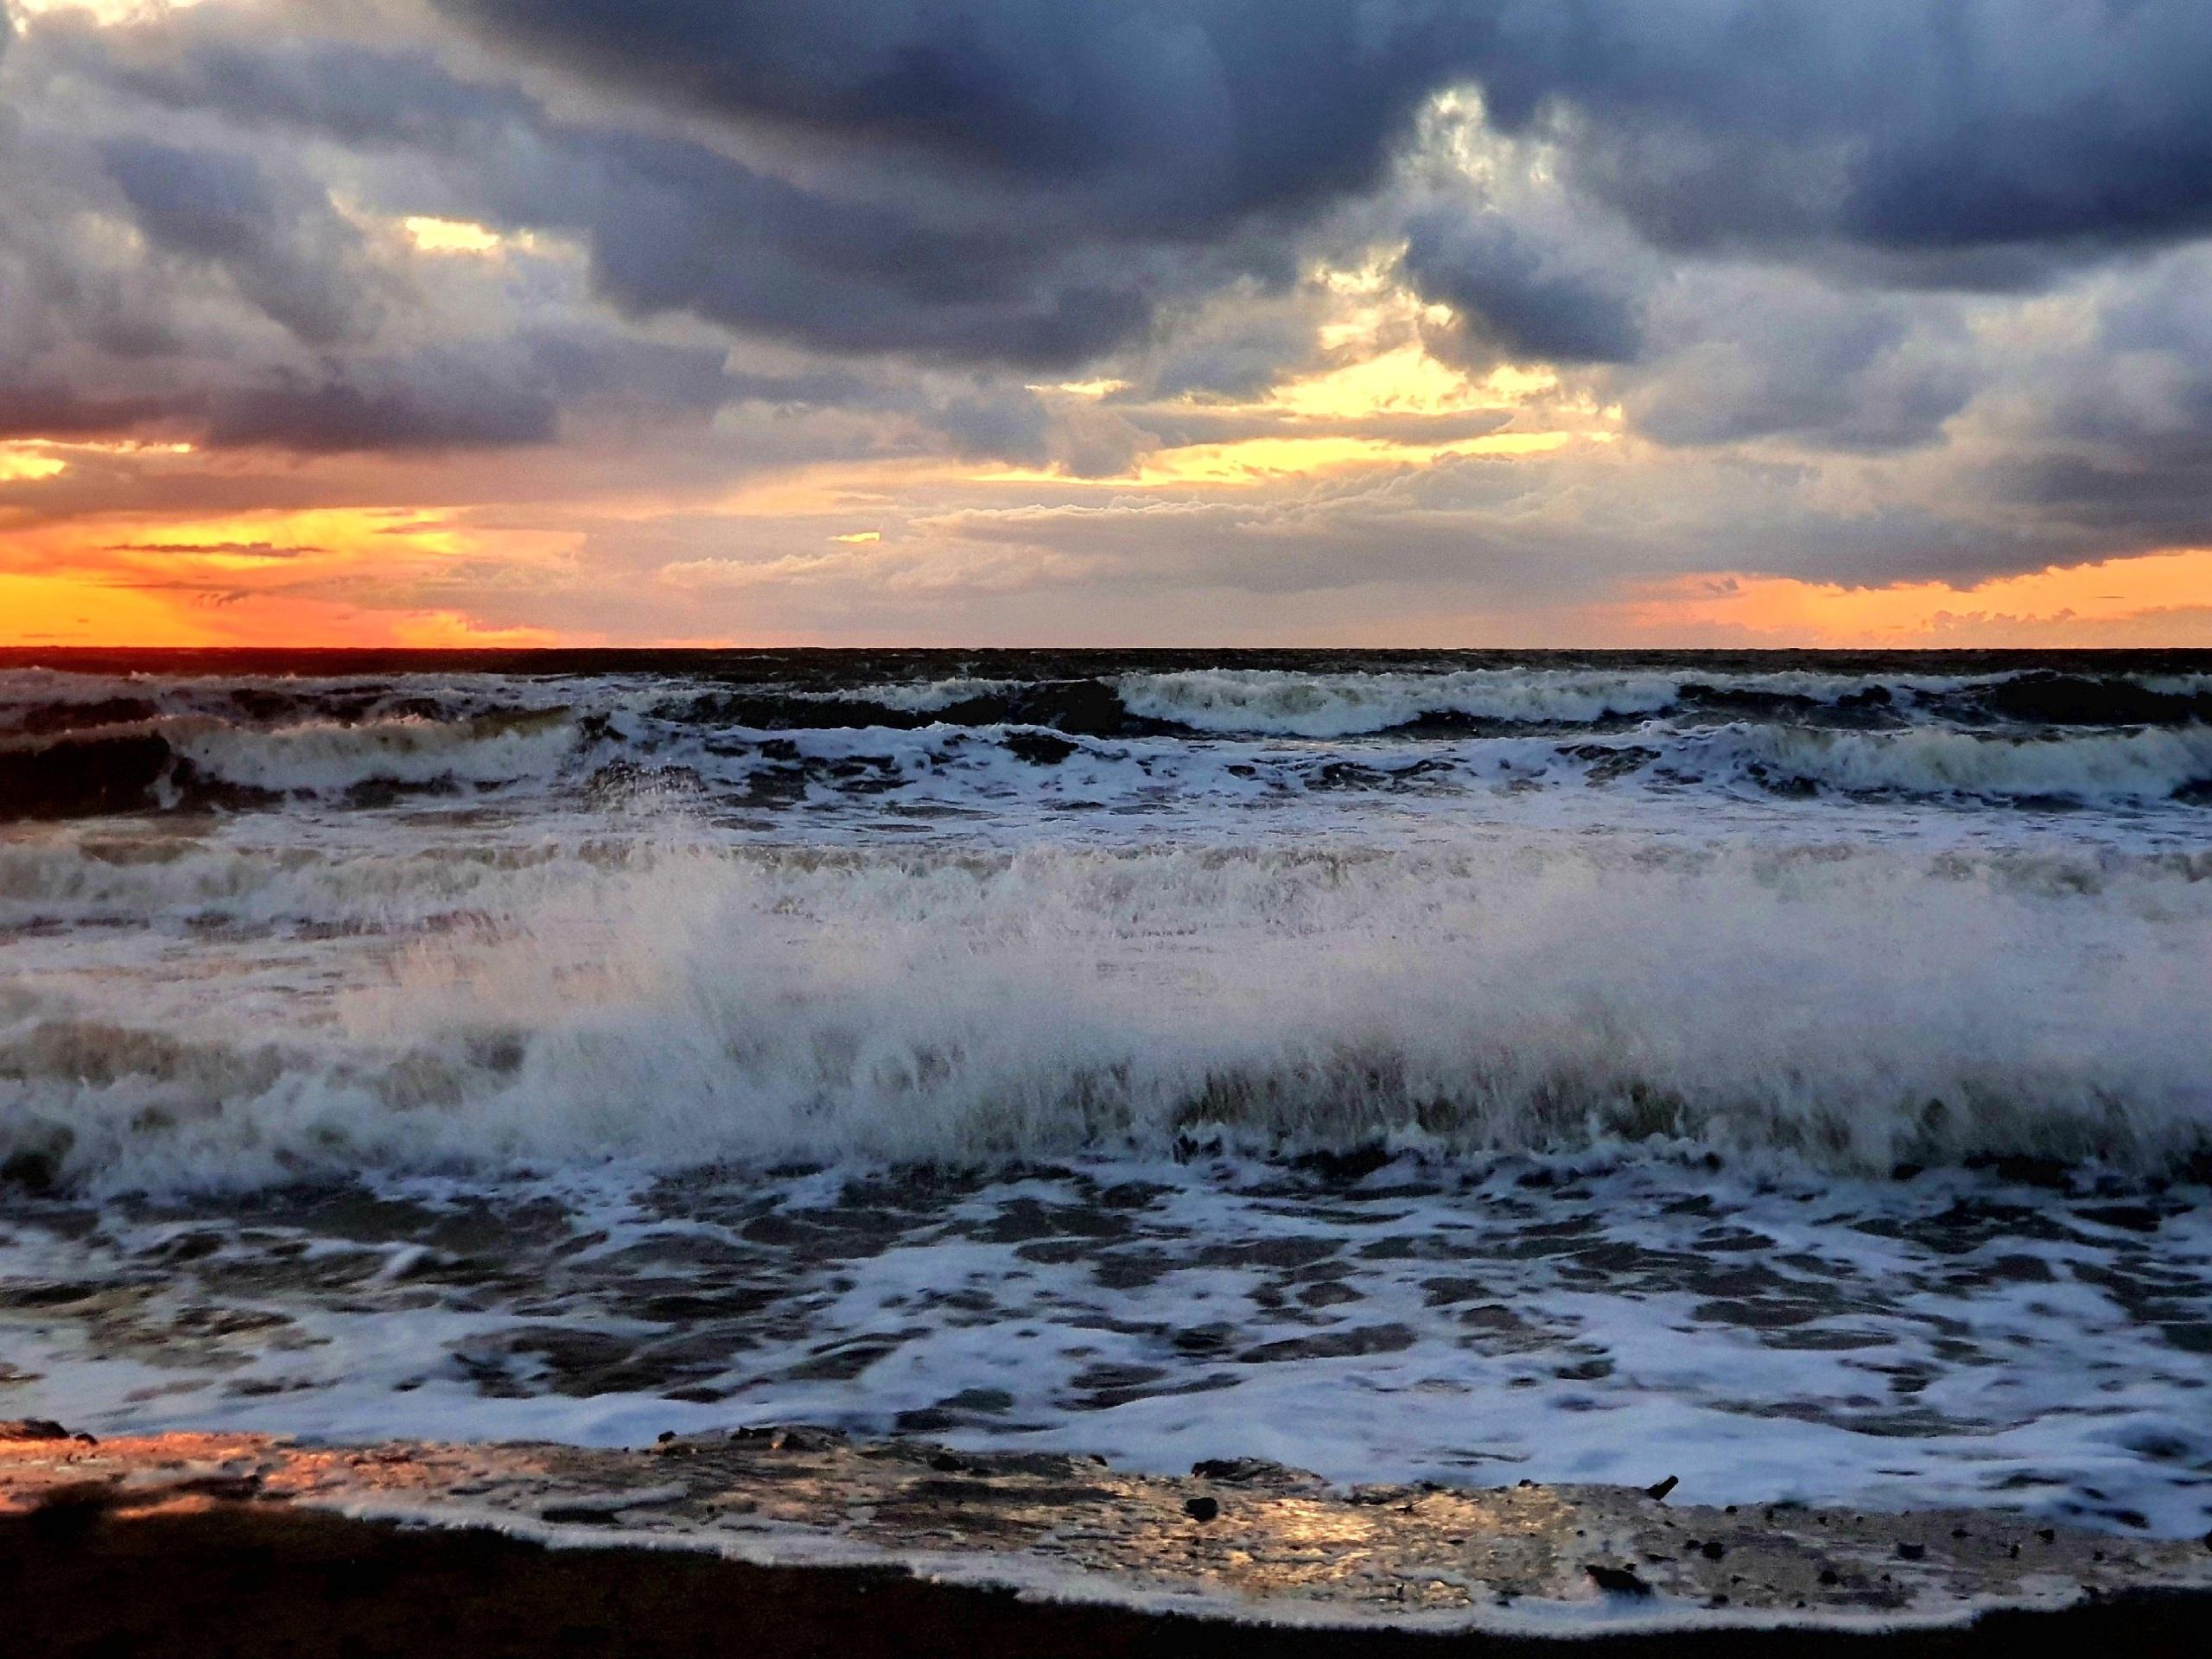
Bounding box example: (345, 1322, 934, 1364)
(5, 836, 2210, 1194)
(1688, 722, 2212, 803)
(3, 650, 2206, 1193)
(1114, 667, 1897, 735)
(0, 711, 582, 819)
(166, 709, 579, 794)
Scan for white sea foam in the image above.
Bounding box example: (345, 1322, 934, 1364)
(843, 677, 1026, 711)
(1116, 668, 1688, 734)
(0, 830, 594, 927)
(4, 831, 2209, 1194)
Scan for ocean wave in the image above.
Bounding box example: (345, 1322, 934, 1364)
(0, 711, 584, 819)
(3, 658, 2209, 830)
(655, 677, 1178, 739)
(577, 716, 2212, 812)
(699, 666, 2212, 743)
(1115, 668, 1689, 735)
(830, 677, 1028, 713)
(1703, 723, 2212, 803)
(7, 658, 2209, 747)
(1110, 667, 2212, 739)
(165, 709, 579, 794)
(0, 666, 579, 735)
(1967, 672, 2212, 728)
(8, 708, 2209, 827)
(5, 838, 2209, 1194)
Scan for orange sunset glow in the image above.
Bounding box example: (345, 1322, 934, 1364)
(1630, 550, 2212, 647)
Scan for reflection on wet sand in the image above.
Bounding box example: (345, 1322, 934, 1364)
(6, 1421, 2210, 1636)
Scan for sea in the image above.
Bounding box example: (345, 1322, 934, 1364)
(1, 648, 2208, 1538)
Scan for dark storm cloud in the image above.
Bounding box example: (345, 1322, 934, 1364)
(61, 29, 539, 152)
(101, 322, 783, 454)
(446, 1, 2212, 268)
(0, 17, 876, 458)
(416, 0, 2212, 495)
(1462, 0, 2212, 268)
(1402, 209, 1644, 366)
(1960, 246, 2212, 546)
(35, 13, 1197, 371)
(561, 129, 1155, 365)
(439, 0, 1447, 237)
(524, 329, 749, 412)
(99, 137, 377, 346)
(0, 367, 555, 454)
(201, 354, 560, 451)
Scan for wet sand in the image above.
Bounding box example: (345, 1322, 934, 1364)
(6, 1421, 2210, 1656)
(6, 1500, 2211, 1659)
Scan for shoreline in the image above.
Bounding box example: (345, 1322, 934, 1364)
(6, 1501, 2211, 1659)
(7, 1422, 2210, 1654)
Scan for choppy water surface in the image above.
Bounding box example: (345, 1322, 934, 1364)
(2, 648, 2208, 1537)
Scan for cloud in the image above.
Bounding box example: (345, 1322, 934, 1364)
(446, 2, 2212, 275)
(440, 0, 1448, 236)
(34, 4, 2212, 406)
(563, 130, 1160, 365)
(106, 540, 318, 557)
(1966, 263, 2212, 543)
(201, 357, 559, 451)
(8, 0, 2212, 642)
(1624, 271, 1976, 454)
(29, 10, 1236, 372)
(1465, 0, 2212, 270)
(99, 137, 378, 345)
(1402, 208, 1644, 366)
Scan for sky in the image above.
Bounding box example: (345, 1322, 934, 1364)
(4, 1, 2212, 649)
